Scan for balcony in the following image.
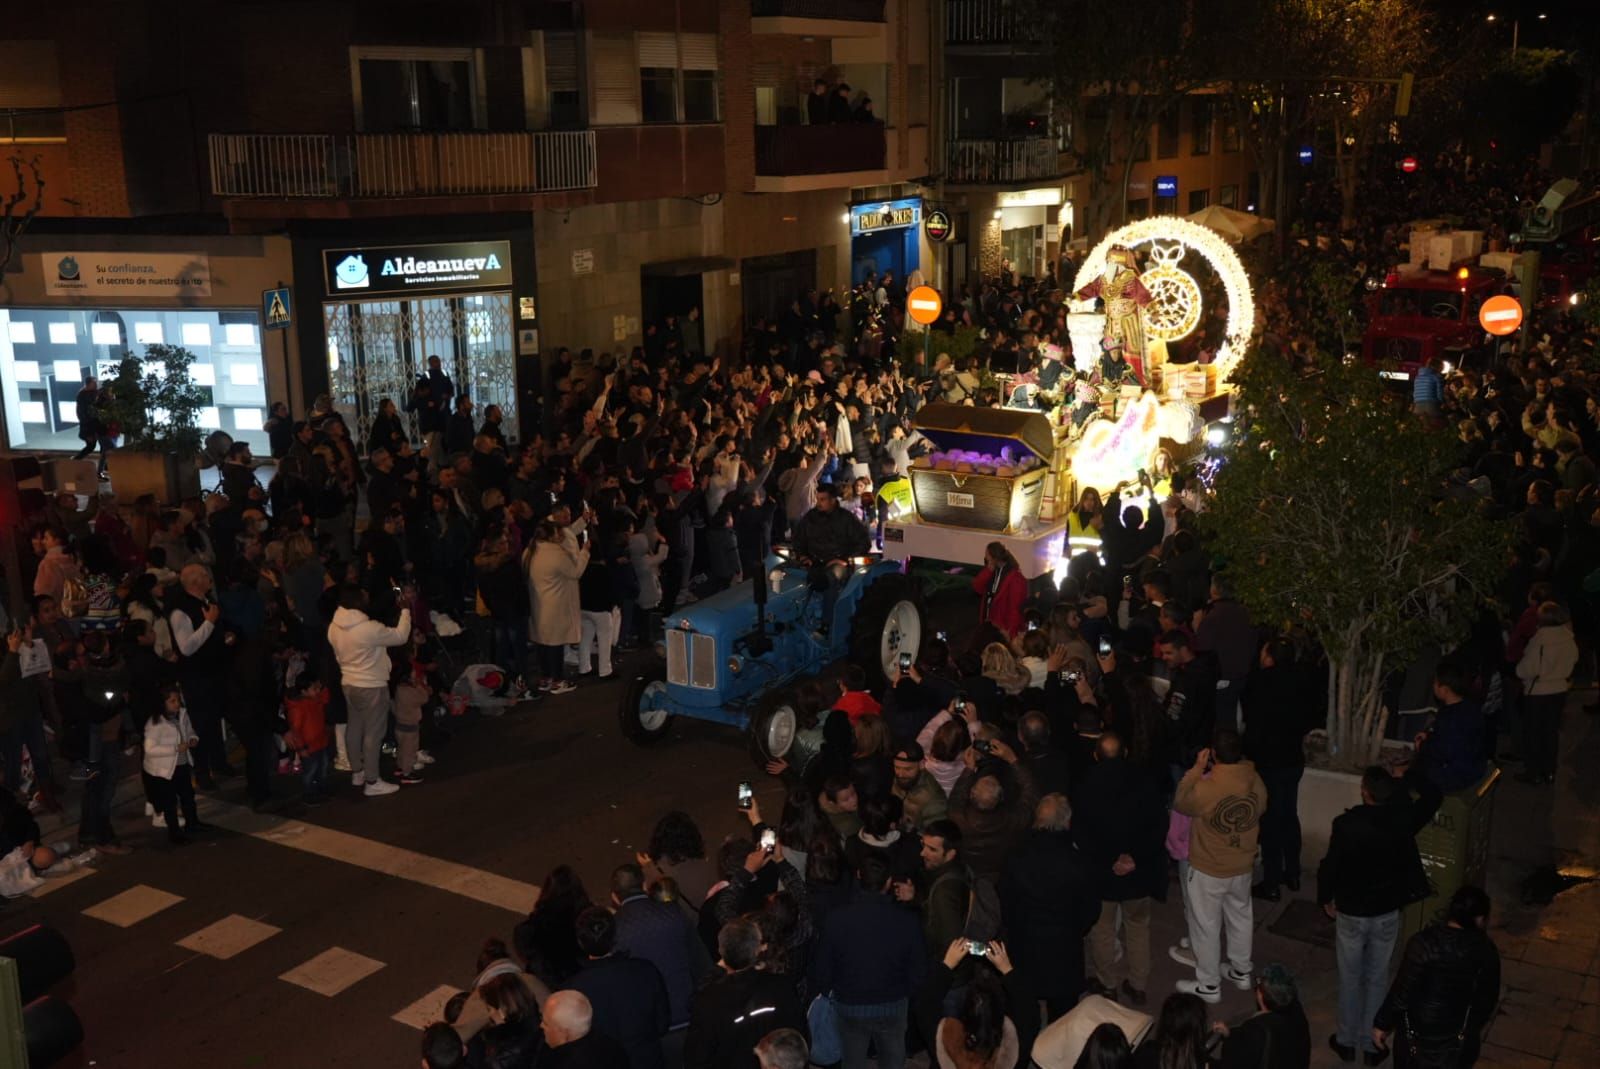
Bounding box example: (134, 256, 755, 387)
(946, 0, 1028, 46)
(756, 123, 886, 177)
(207, 131, 597, 199)
(751, 0, 885, 37)
(946, 137, 1065, 187)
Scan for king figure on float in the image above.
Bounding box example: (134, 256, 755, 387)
(1073, 245, 1153, 385)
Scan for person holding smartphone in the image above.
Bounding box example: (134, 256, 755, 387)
(141, 685, 209, 844)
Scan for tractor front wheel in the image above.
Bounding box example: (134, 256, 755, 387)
(618, 660, 675, 745)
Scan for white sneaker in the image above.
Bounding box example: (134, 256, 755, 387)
(333, 757, 352, 772)
(1175, 979, 1221, 1004)
(351, 771, 365, 787)
(1168, 944, 1197, 968)
(1223, 966, 1253, 991)
(415, 750, 436, 766)
(1179, 937, 1191, 950)
(363, 779, 399, 797)
(548, 680, 577, 696)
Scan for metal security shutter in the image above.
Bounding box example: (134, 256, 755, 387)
(590, 32, 639, 125)
(543, 31, 578, 92)
(637, 32, 679, 69)
(679, 33, 718, 71)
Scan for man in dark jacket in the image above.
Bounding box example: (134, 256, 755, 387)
(1216, 964, 1312, 1069)
(445, 395, 476, 457)
(1017, 712, 1074, 800)
(1318, 764, 1443, 1064)
(1419, 662, 1487, 794)
(685, 918, 805, 1069)
(946, 743, 1039, 881)
(1242, 639, 1319, 902)
(813, 854, 926, 1069)
(1160, 630, 1220, 766)
(1373, 887, 1500, 1069)
(611, 863, 705, 1028)
(564, 907, 670, 1069)
(790, 483, 870, 637)
(998, 795, 1101, 1019)
(1194, 574, 1256, 732)
(1073, 733, 1168, 1005)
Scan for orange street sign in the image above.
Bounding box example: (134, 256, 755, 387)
(907, 285, 943, 326)
(1479, 294, 1523, 336)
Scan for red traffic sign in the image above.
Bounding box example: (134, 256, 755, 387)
(1400, 156, 1418, 174)
(1479, 294, 1523, 336)
(907, 285, 943, 326)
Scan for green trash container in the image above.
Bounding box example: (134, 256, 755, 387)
(1400, 767, 1501, 943)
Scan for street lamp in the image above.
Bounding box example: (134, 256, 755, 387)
(1487, 12, 1548, 57)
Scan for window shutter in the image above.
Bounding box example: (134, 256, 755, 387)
(590, 32, 639, 125)
(543, 31, 578, 92)
(679, 33, 718, 71)
(637, 32, 679, 69)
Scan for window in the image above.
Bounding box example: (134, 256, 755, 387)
(542, 31, 582, 129)
(1221, 114, 1241, 153)
(1156, 108, 1179, 159)
(0, 41, 65, 142)
(679, 34, 720, 123)
(353, 48, 478, 131)
(591, 33, 640, 125)
(1188, 189, 1210, 212)
(1127, 198, 1149, 219)
(638, 33, 680, 124)
(1191, 99, 1212, 156)
(0, 307, 269, 453)
(1219, 184, 1238, 208)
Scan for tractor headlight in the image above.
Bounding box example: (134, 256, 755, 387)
(653, 641, 667, 659)
(727, 656, 742, 674)
(677, 619, 695, 631)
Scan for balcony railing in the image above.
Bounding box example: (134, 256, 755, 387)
(207, 131, 597, 198)
(752, 0, 885, 20)
(946, 137, 1063, 185)
(946, 0, 1026, 44)
(756, 123, 886, 176)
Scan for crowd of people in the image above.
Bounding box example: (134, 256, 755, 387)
(8, 152, 1598, 1069)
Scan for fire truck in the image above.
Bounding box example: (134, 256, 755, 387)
(1361, 264, 1505, 381)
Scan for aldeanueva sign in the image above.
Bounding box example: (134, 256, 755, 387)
(322, 240, 513, 296)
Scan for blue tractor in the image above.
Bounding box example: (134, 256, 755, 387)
(618, 556, 926, 763)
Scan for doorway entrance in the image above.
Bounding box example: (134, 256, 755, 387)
(322, 291, 516, 451)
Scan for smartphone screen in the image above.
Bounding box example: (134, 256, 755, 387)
(737, 781, 753, 810)
(759, 828, 777, 851)
(966, 940, 988, 956)
(1026, 620, 1038, 632)
(898, 652, 912, 669)
(1098, 636, 1113, 655)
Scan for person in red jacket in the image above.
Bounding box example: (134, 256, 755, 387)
(284, 674, 332, 805)
(973, 542, 1027, 639)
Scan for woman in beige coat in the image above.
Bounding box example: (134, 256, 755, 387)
(529, 520, 588, 696)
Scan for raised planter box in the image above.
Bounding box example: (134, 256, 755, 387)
(105, 451, 200, 506)
(1297, 731, 1413, 873)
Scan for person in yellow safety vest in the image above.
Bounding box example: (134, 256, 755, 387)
(877, 476, 914, 521)
(1065, 486, 1104, 558)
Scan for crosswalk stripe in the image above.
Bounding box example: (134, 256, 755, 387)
(175, 914, 281, 959)
(279, 946, 386, 996)
(31, 866, 98, 898)
(196, 798, 538, 914)
(392, 984, 463, 1030)
(82, 884, 184, 927)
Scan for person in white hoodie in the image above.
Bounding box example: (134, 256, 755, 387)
(327, 585, 410, 797)
(1515, 600, 1579, 786)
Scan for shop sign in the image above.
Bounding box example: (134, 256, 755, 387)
(322, 240, 512, 295)
(41, 252, 211, 297)
(851, 198, 921, 236)
(997, 188, 1063, 208)
(924, 209, 953, 242)
(1154, 176, 1178, 198)
(571, 249, 595, 276)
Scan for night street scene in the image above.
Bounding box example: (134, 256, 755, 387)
(2, 1, 1600, 1066)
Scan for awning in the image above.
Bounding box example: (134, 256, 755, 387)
(640, 256, 736, 277)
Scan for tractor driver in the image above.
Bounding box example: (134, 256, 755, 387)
(791, 482, 872, 638)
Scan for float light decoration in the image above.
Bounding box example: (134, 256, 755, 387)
(1071, 216, 1256, 382)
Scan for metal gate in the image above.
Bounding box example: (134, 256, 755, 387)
(322, 291, 517, 451)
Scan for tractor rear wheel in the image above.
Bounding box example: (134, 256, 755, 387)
(849, 573, 927, 693)
(618, 660, 674, 745)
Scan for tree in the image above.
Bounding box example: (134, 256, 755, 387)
(103, 344, 209, 455)
(1201, 351, 1509, 769)
(0, 154, 45, 279)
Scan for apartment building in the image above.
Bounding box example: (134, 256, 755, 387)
(0, 0, 933, 452)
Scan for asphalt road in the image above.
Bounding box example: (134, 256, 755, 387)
(5, 662, 787, 1069)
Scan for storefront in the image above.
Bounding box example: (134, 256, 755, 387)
(850, 197, 922, 286)
(0, 237, 297, 455)
(289, 219, 538, 450)
(996, 187, 1064, 279)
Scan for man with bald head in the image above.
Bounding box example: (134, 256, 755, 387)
(542, 990, 629, 1069)
(1000, 793, 1102, 1020)
(168, 562, 232, 788)
(945, 734, 1038, 880)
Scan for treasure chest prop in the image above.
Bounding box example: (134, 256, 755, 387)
(909, 403, 1054, 533)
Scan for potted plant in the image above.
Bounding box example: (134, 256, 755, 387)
(102, 343, 208, 504)
(1201, 346, 1509, 858)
